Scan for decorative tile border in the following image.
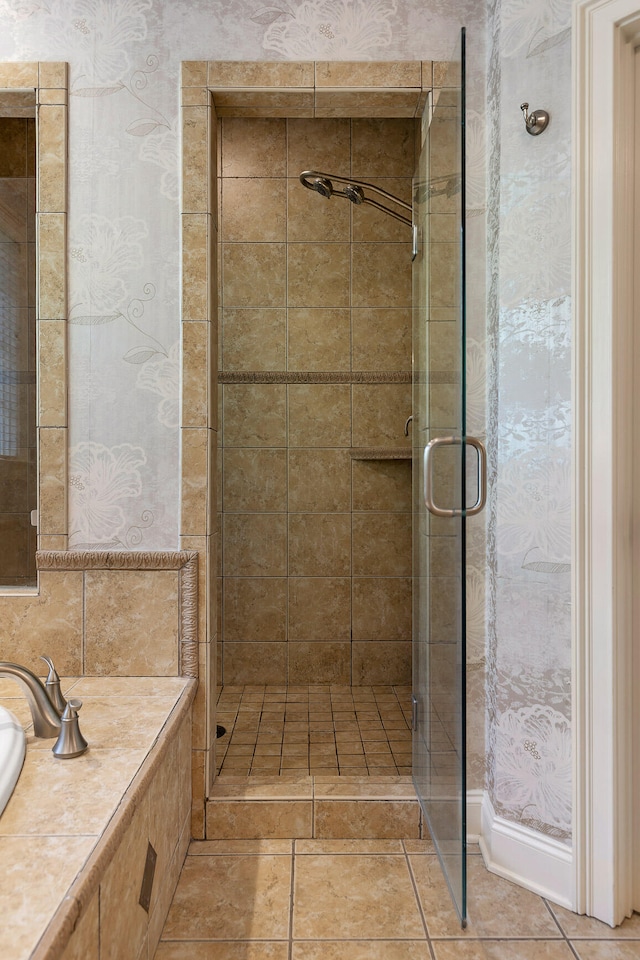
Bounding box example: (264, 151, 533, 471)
(218, 370, 412, 384)
(37, 550, 199, 678)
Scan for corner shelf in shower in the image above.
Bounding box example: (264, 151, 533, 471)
(350, 447, 412, 461)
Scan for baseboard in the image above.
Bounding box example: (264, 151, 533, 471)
(478, 793, 574, 909)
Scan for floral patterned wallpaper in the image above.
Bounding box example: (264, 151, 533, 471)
(0, 0, 574, 842)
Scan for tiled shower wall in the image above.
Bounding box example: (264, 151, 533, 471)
(218, 116, 416, 687)
(0, 117, 36, 585)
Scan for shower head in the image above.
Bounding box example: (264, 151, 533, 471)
(299, 169, 413, 227)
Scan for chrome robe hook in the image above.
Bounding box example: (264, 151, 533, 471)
(520, 102, 549, 136)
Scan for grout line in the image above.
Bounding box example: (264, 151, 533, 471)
(404, 836, 433, 949)
(542, 898, 582, 959)
(289, 839, 296, 958)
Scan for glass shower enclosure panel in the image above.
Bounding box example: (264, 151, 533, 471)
(412, 27, 469, 925)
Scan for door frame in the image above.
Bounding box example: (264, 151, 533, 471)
(573, 0, 640, 925)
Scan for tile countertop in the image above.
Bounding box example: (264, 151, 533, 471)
(0, 675, 196, 960)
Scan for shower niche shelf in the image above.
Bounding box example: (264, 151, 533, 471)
(350, 447, 412, 461)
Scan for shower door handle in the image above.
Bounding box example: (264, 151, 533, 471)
(423, 436, 487, 518)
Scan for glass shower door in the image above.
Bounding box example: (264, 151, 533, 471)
(412, 28, 482, 926)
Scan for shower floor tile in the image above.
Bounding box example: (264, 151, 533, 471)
(216, 684, 412, 777)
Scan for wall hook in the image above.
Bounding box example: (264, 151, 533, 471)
(520, 102, 549, 136)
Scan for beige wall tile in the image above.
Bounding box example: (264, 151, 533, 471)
(288, 641, 351, 684)
(182, 60, 208, 86)
(223, 513, 287, 577)
(352, 177, 412, 243)
(39, 62, 68, 88)
(223, 448, 287, 512)
(182, 105, 210, 213)
(182, 320, 209, 427)
(313, 800, 420, 839)
(352, 459, 412, 512)
(288, 449, 351, 512)
(287, 308, 350, 371)
(287, 178, 350, 243)
(351, 243, 412, 308)
(287, 242, 350, 307)
(352, 640, 412, 685)
(206, 799, 312, 838)
(181, 427, 209, 536)
(39, 426, 66, 535)
(288, 384, 351, 447)
(223, 384, 286, 446)
(182, 86, 209, 106)
(37, 213, 66, 318)
(59, 890, 99, 960)
(38, 320, 66, 427)
(221, 118, 286, 177)
(222, 307, 286, 370)
(288, 514, 350, 577)
(352, 383, 412, 448)
(224, 641, 286, 684)
(351, 119, 416, 178)
(37, 104, 66, 213)
(352, 513, 411, 576)
(222, 178, 286, 242)
(315, 61, 422, 88)
(182, 214, 209, 320)
(84, 569, 179, 675)
(352, 577, 412, 640)
(209, 61, 314, 88)
(430, 240, 459, 307)
(288, 577, 351, 639)
(216, 101, 314, 119)
(99, 796, 150, 960)
(223, 241, 286, 306)
(0, 62, 38, 86)
(287, 117, 351, 174)
(223, 577, 287, 640)
(315, 90, 420, 118)
(1, 569, 83, 673)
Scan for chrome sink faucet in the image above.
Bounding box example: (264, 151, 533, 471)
(0, 657, 88, 757)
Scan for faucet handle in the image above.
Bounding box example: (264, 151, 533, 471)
(40, 655, 67, 715)
(52, 698, 88, 759)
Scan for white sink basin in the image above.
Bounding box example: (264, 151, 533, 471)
(0, 705, 26, 816)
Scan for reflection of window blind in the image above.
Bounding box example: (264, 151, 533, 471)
(0, 231, 21, 458)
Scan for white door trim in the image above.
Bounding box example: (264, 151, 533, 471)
(573, 0, 640, 926)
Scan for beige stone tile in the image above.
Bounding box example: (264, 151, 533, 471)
(223, 513, 287, 576)
(287, 117, 351, 176)
(210, 778, 313, 799)
(181, 426, 209, 535)
(222, 307, 286, 370)
(223, 447, 287, 512)
(292, 942, 430, 960)
(315, 61, 422, 88)
(182, 60, 208, 86)
(38, 104, 66, 213)
(296, 838, 405, 853)
(53, 694, 179, 755)
(223, 241, 286, 306)
(182, 86, 211, 107)
(39, 61, 67, 87)
(60, 890, 99, 960)
(549, 904, 640, 939)
(210, 61, 313, 88)
(99, 796, 150, 960)
(190, 839, 293, 854)
(352, 308, 412, 371)
(293, 853, 423, 938)
(571, 945, 640, 959)
(182, 320, 209, 426)
(37, 213, 65, 318)
(352, 383, 412, 448)
(222, 178, 286, 241)
(352, 577, 412, 639)
(69, 676, 188, 698)
(352, 177, 413, 244)
(216, 100, 314, 119)
(287, 178, 350, 243)
(288, 513, 350, 576)
(157, 944, 289, 959)
(224, 577, 287, 640)
(432, 944, 576, 960)
(1, 570, 83, 673)
(314, 90, 420, 118)
(352, 459, 411, 511)
(84, 569, 179, 675)
(182, 213, 210, 320)
(288, 384, 351, 447)
(0, 61, 38, 86)
(288, 577, 350, 639)
(38, 320, 66, 427)
(223, 642, 286, 685)
(221, 117, 286, 177)
(0, 835, 95, 960)
(351, 119, 416, 178)
(411, 854, 560, 939)
(314, 799, 419, 839)
(288, 642, 351, 684)
(288, 448, 351, 512)
(183, 105, 210, 213)
(287, 242, 350, 308)
(223, 383, 286, 446)
(352, 640, 411, 685)
(352, 512, 411, 576)
(287, 307, 350, 371)
(352, 242, 412, 308)
(206, 800, 312, 839)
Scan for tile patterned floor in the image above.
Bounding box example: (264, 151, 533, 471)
(156, 839, 640, 959)
(216, 684, 413, 777)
